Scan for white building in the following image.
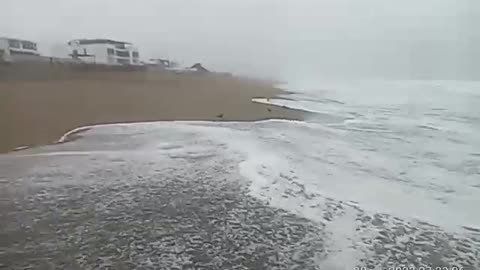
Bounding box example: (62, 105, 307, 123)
(0, 37, 41, 62)
(68, 39, 140, 65)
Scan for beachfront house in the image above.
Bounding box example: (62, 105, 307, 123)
(147, 58, 172, 69)
(68, 39, 140, 65)
(0, 37, 41, 62)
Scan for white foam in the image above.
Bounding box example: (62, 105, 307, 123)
(27, 97, 480, 233)
(13, 151, 110, 157)
(13, 146, 29, 151)
(320, 209, 374, 270)
(57, 125, 94, 143)
(91, 118, 477, 232)
(252, 97, 333, 114)
(4, 116, 479, 267)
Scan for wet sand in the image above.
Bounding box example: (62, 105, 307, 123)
(0, 71, 303, 153)
(0, 142, 325, 269)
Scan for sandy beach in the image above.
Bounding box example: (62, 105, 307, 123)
(2, 71, 478, 269)
(0, 71, 303, 153)
(0, 71, 317, 269)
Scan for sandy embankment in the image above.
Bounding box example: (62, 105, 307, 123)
(0, 71, 303, 153)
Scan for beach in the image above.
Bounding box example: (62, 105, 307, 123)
(0, 70, 319, 269)
(1, 0, 478, 267)
(1, 76, 479, 269)
(0, 71, 303, 153)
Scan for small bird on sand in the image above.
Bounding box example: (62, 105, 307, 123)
(216, 113, 224, 118)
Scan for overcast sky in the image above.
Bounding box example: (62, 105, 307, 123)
(1, 0, 478, 79)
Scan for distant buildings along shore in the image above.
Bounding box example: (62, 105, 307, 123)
(0, 37, 41, 62)
(0, 36, 217, 74)
(1, 37, 142, 66)
(68, 39, 140, 66)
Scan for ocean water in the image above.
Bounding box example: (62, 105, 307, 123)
(254, 79, 480, 228)
(1, 80, 480, 269)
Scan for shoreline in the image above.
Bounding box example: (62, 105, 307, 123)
(10, 106, 308, 154)
(0, 71, 305, 153)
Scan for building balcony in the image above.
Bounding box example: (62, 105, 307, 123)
(113, 47, 129, 52)
(9, 48, 40, 55)
(114, 55, 130, 59)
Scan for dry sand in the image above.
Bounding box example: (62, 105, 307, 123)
(0, 71, 303, 153)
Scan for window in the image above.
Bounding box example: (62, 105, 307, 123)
(117, 58, 130, 65)
(132, 51, 139, 58)
(115, 44, 126, 49)
(107, 48, 114, 55)
(21, 41, 37, 50)
(8, 40, 20, 48)
(115, 50, 130, 57)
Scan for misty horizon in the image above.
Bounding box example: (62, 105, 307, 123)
(1, 0, 478, 80)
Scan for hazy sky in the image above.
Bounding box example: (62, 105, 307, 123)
(1, 0, 478, 79)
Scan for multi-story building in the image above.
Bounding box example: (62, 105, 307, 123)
(0, 37, 41, 62)
(68, 39, 140, 65)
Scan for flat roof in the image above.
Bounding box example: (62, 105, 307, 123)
(0, 37, 37, 43)
(68, 39, 132, 46)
